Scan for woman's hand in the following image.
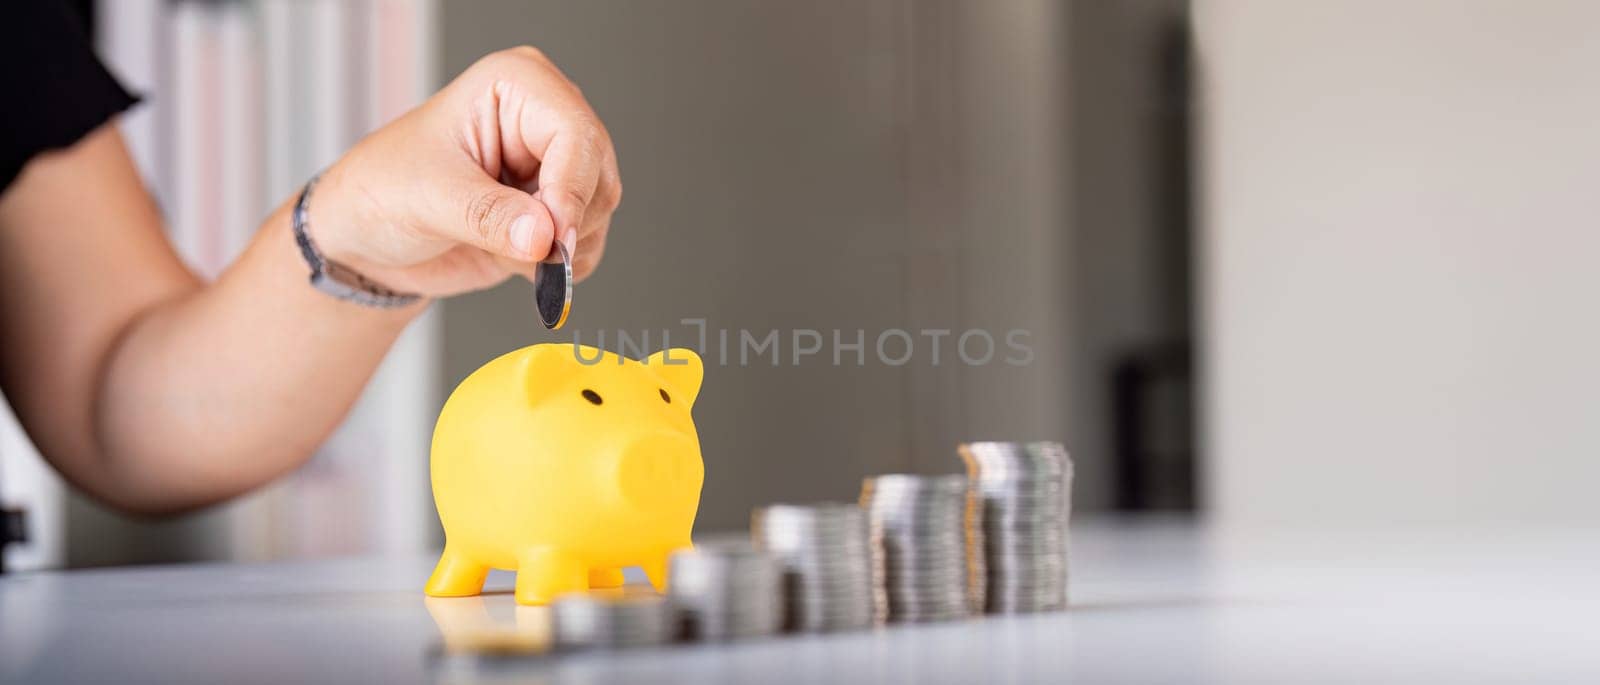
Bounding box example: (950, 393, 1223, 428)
(0, 45, 620, 513)
(311, 46, 621, 296)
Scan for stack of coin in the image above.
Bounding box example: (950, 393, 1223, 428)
(551, 592, 675, 650)
(751, 503, 885, 631)
(667, 538, 784, 640)
(860, 474, 975, 622)
(958, 441, 1073, 612)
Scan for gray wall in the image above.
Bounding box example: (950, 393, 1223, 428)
(1197, 0, 1600, 529)
(438, 0, 1083, 533)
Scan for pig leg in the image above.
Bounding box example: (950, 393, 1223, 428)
(641, 555, 672, 592)
(587, 568, 626, 589)
(641, 558, 667, 592)
(515, 546, 586, 605)
(425, 544, 490, 597)
(641, 541, 694, 591)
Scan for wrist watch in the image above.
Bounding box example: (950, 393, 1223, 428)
(293, 173, 422, 308)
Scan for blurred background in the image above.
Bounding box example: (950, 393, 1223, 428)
(2, 0, 1596, 571)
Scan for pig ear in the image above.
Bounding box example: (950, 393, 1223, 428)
(646, 348, 703, 406)
(520, 343, 585, 405)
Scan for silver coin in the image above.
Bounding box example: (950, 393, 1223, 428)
(886, 593, 969, 603)
(551, 592, 674, 650)
(881, 540, 965, 551)
(668, 540, 785, 641)
(754, 502, 888, 633)
(960, 442, 1071, 481)
(861, 474, 978, 625)
(533, 240, 572, 330)
(957, 441, 1073, 616)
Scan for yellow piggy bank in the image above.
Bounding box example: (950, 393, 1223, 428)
(425, 343, 705, 605)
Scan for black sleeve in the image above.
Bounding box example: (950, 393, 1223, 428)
(0, 1, 140, 192)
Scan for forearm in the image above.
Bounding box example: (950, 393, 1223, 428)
(4, 47, 619, 515)
(94, 196, 425, 513)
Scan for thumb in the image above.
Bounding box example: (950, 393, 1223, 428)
(446, 177, 558, 262)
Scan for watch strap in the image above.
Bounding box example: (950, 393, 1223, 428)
(293, 173, 422, 309)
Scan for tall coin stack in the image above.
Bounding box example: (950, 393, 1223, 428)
(667, 538, 784, 640)
(752, 503, 885, 631)
(551, 592, 676, 650)
(958, 441, 1073, 613)
(860, 474, 976, 623)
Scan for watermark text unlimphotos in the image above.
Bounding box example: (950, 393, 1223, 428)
(570, 318, 1034, 367)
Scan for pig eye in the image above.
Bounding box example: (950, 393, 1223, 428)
(581, 389, 603, 405)
(659, 388, 671, 404)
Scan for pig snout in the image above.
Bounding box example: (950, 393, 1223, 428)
(609, 432, 703, 514)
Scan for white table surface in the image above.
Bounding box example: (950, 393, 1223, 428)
(3, 516, 1597, 684)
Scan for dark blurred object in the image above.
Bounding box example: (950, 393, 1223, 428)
(1, 506, 27, 573)
(67, 0, 94, 30)
(1112, 343, 1194, 510)
(1110, 12, 1196, 513)
(1068, 0, 1197, 511)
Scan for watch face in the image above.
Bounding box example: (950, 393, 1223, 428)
(322, 261, 368, 288)
(534, 241, 572, 330)
(314, 262, 372, 300)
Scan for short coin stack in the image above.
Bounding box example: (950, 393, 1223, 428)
(551, 592, 675, 650)
(667, 538, 784, 640)
(958, 441, 1073, 612)
(752, 503, 885, 631)
(860, 474, 976, 623)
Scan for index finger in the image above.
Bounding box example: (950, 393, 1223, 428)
(532, 121, 607, 254)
